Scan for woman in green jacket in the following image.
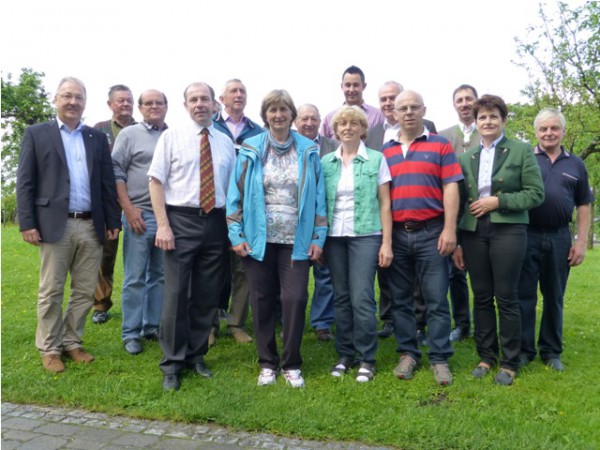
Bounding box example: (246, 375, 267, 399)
(321, 106, 393, 382)
(452, 95, 544, 385)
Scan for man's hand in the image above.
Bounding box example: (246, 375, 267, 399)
(107, 229, 120, 240)
(568, 240, 586, 267)
(155, 225, 175, 250)
(124, 207, 146, 235)
(453, 246, 465, 270)
(21, 228, 41, 246)
(437, 228, 457, 256)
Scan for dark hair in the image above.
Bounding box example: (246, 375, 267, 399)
(452, 84, 478, 101)
(108, 84, 131, 99)
(342, 65, 366, 84)
(473, 94, 508, 120)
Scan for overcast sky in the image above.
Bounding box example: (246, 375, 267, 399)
(2, 0, 580, 131)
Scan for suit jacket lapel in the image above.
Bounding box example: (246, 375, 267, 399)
(469, 147, 481, 183)
(48, 121, 68, 168)
(82, 126, 95, 179)
(492, 137, 510, 177)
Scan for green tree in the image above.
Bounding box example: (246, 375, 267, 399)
(1, 68, 54, 222)
(510, 1, 600, 246)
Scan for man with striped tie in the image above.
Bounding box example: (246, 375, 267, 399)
(148, 82, 236, 391)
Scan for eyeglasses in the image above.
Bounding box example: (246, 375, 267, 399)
(395, 105, 423, 114)
(141, 101, 166, 107)
(58, 93, 85, 102)
(114, 98, 134, 105)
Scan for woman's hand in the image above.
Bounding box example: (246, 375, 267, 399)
(233, 242, 252, 257)
(307, 244, 323, 262)
(469, 196, 499, 218)
(378, 243, 393, 268)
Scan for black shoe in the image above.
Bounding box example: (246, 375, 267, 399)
(123, 338, 143, 355)
(143, 331, 159, 341)
(517, 353, 533, 369)
(449, 326, 470, 342)
(191, 360, 213, 378)
(543, 358, 564, 372)
(417, 329, 428, 347)
(316, 328, 333, 341)
(377, 322, 394, 339)
(162, 374, 181, 391)
(494, 368, 517, 386)
(92, 311, 108, 324)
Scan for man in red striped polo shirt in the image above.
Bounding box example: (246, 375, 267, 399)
(382, 90, 463, 386)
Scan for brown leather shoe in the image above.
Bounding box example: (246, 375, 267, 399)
(316, 329, 333, 341)
(65, 348, 95, 363)
(229, 328, 253, 343)
(42, 354, 65, 373)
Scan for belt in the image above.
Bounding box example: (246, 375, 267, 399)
(167, 205, 225, 217)
(394, 215, 443, 232)
(68, 211, 92, 220)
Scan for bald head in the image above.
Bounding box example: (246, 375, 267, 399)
(394, 90, 426, 137)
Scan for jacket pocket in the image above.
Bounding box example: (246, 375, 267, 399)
(34, 198, 49, 206)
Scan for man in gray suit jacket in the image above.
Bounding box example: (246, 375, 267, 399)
(17, 77, 121, 374)
(438, 84, 480, 342)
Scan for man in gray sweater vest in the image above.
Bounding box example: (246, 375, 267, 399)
(112, 89, 169, 355)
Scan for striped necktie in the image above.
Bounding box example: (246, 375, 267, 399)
(199, 128, 215, 213)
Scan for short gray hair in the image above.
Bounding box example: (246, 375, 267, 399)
(534, 107, 566, 130)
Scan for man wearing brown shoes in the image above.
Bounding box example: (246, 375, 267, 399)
(16, 77, 121, 373)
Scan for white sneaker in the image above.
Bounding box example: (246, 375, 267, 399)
(257, 368, 277, 386)
(283, 369, 305, 388)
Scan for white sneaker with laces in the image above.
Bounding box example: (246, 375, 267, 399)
(283, 369, 305, 388)
(257, 368, 277, 386)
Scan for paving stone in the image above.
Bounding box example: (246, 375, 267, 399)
(2, 417, 42, 431)
(71, 425, 124, 442)
(64, 437, 106, 450)
(113, 431, 161, 447)
(1, 429, 38, 442)
(35, 423, 82, 437)
(19, 435, 68, 450)
(0, 440, 21, 450)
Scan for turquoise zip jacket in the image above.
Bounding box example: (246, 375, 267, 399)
(226, 131, 328, 261)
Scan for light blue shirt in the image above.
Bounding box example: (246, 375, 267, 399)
(58, 117, 91, 211)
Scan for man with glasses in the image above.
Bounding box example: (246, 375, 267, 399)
(383, 90, 462, 386)
(92, 84, 137, 324)
(17, 77, 121, 373)
(112, 89, 169, 355)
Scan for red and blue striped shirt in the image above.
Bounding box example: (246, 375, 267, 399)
(383, 132, 463, 222)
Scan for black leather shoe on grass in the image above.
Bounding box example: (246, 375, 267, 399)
(494, 368, 516, 386)
(377, 322, 394, 339)
(162, 374, 181, 391)
(92, 311, 108, 324)
(191, 360, 213, 378)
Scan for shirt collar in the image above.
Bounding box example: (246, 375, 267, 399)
(333, 140, 369, 161)
(534, 144, 569, 157)
(222, 110, 247, 124)
(143, 121, 167, 131)
(56, 116, 83, 132)
(480, 133, 504, 149)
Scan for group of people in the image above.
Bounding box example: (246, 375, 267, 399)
(16, 65, 592, 392)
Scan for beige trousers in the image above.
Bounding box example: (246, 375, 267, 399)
(36, 219, 102, 356)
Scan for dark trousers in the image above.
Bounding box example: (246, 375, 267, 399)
(159, 208, 228, 375)
(378, 268, 428, 331)
(461, 218, 527, 370)
(243, 244, 310, 371)
(449, 259, 471, 330)
(518, 226, 572, 360)
(94, 235, 119, 311)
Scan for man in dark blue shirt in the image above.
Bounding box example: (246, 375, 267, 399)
(518, 108, 593, 372)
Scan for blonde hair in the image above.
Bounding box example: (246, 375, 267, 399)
(331, 105, 368, 141)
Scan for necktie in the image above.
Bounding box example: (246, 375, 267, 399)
(200, 128, 216, 213)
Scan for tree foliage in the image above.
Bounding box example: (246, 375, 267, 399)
(509, 1, 600, 244)
(1, 68, 54, 218)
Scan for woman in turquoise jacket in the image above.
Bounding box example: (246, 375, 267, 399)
(321, 106, 393, 382)
(452, 95, 544, 386)
(226, 89, 327, 389)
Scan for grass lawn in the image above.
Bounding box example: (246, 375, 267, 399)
(1, 224, 599, 449)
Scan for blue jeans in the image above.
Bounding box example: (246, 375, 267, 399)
(310, 263, 335, 330)
(388, 219, 453, 363)
(326, 235, 380, 365)
(518, 226, 572, 360)
(121, 210, 164, 341)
